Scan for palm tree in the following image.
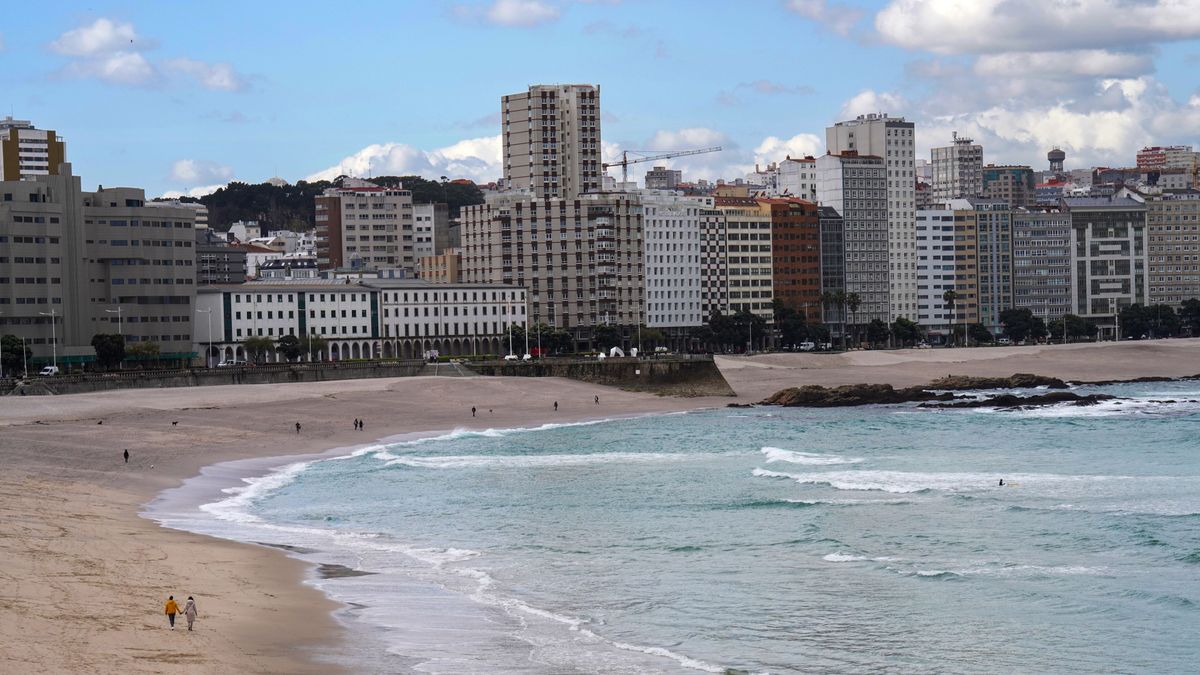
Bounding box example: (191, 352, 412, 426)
(943, 289, 958, 346)
(846, 292, 861, 347)
(832, 289, 848, 350)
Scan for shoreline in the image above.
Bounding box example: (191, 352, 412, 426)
(3, 339, 1200, 672)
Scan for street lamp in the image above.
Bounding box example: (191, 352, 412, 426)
(38, 309, 58, 372)
(196, 308, 213, 368)
(105, 306, 123, 336)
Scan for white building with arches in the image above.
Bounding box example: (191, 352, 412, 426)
(194, 279, 526, 364)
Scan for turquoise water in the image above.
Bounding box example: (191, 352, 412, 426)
(187, 381, 1200, 673)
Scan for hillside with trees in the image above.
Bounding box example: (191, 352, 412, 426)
(166, 175, 485, 231)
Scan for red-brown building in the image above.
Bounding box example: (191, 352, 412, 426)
(758, 198, 822, 320)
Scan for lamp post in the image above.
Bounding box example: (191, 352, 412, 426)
(105, 305, 123, 336)
(38, 309, 58, 372)
(196, 308, 213, 368)
(22, 336, 28, 378)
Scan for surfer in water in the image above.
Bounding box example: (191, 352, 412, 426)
(998, 479, 1005, 486)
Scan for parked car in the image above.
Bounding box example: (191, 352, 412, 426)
(798, 341, 816, 352)
(216, 360, 247, 368)
(915, 341, 932, 349)
(38, 365, 60, 376)
(997, 337, 1012, 345)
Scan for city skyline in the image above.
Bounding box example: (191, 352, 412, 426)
(2, 1, 1199, 197)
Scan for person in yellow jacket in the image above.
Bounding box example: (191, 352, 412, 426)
(164, 595, 180, 629)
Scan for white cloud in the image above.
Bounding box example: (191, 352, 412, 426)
(61, 51, 157, 87)
(753, 133, 823, 164)
(161, 183, 227, 199)
(306, 135, 503, 184)
(786, 0, 864, 36)
(973, 50, 1155, 80)
(165, 58, 248, 92)
(645, 127, 728, 151)
(838, 89, 908, 119)
(455, 0, 561, 27)
(169, 159, 234, 184)
(876, 0, 1200, 55)
(50, 18, 143, 56)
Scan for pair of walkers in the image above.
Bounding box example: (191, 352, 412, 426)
(164, 595, 199, 630)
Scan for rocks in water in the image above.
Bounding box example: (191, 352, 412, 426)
(761, 384, 959, 407)
(726, 402, 755, 408)
(920, 392, 1116, 410)
(926, 373, 1069, 390)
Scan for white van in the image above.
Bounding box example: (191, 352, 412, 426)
(38, 365, 60, 376)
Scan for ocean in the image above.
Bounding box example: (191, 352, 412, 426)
(153, 380, 1200, 674)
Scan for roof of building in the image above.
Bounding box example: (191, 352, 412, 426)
(259, 257, 318, 269)
(1061, 196, 1146, 209)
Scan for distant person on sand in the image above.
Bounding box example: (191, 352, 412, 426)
(164, 596, 179, 629)
(123, 449, 129, 464)
(595, 395, 599, 404)
(554, 401, 558, 412)
(183, 596, 198, 631)
(359, 419, 365, 431)
(471, 407, 476, 417)
(295, 422, 301, 434)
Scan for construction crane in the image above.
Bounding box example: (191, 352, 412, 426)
(603, 146, 722, 186)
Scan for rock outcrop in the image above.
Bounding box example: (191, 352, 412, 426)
(925, 373, 1069, 390)
(761, 384, 960, 407)
(920, 392, 1116, 409)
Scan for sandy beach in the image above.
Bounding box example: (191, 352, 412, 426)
(2, 338, 1199, 673)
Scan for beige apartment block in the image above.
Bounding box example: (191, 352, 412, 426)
(502, 84, 603, 200)
(713, 197, 774, 320)
(315, 182, 414, 273)
(1146, 191, 1200, 306)
(0, 117, 66, 182)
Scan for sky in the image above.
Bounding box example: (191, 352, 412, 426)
(2, 0, 1199, 198)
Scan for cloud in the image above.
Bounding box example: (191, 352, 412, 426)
(49, 18, 144, 56)
(876, 0, 1200, 55)
(717, 79, 814, 105)
(785, 0, 864, 36)
(838, 89, 908, 119)
(169, 159, 234, 184)
(753, 133, 823, 164)
(306, 135, 503, 184)
(160, 183, 227, 199)
(165, 58, 248, 92)
(49, 18, 248, 91)
(454, 0, 561, 27)
(973, 50, 1155, 80)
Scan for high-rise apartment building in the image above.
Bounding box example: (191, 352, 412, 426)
(644, 166, 682, 191)
(413, 202, 450, 261)
(816, 152, 890, 325)
(1137, 145, 1199, 171)
(982, 165, 1036, 209)
(460, 193, 643, 334)
(931, 132, 983, 203)
(502, 84, 602, 199)
(1012, 207, 1072, 322)
(760, 198, 821, 316)
(699, 200, 729, 319)
(1063, 196, 1148, 337)
(817, 206, 844, 323)
(641, 193, 704, 329)
(0, 117, 66, 182)
(916, 206, 978, 338)
(970, 200, 1014, 333)
(826, 113, 917, 320)
(713, 196, 774, 319)
(0, 164, 197, 367)
(1146, 191, 1200, 306)
(314, 182, 414, 272)
(775, 156, 818, 201)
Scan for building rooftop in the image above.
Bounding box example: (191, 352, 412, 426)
(1061, 196, 1146, 209)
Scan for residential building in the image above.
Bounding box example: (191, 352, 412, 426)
(931, 132, 983, 202)
(915, 180, 933, 210)
(699, 201, 729, 319)
(193, 279, 525, 363)
(817, 206, 844, 323)
(314, 183, 414, 273)
(148, 199, 209, 228)
(1012, 207, 1072, 322)
(419, 248, 462, 284)
(1137, 145, 1199, 171)
(0, 164, 197, 368)
(826, 113, 917, 320)
(1063, 196, 1149, 337)
(226, 220, 261, 242)
(642, 193, 704, 329)
(258, 257, 319, 280)
(816, 151, 890, 325)
(713, 196, 774, 320)
(502, 84, 602, 199)
(1146, 190, 1200, 306)
(196, 228, 248, 284)
(970, 199, 1014, 333)
(982, 165, 1036, 209)
(760, 198, 821, 317)
(413, 202, 450, 261)
(915, 206, 978, 338)
(0, 117, 66, 182)
(645, 166, 682, 191)
(460, 192, 643, 336)
(775, 156, 818, 201)
(231, 242, 283, 278)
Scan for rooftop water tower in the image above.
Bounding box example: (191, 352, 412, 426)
(1048, 147, 1066, 173)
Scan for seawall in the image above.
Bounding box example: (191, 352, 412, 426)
(466, 356, 735, 397)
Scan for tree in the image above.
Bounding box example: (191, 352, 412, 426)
(276, 334, 304, 362)
(127, 341, 160, 361)
(890, 317, 922, 346)
(999, 307, 1045, 343)
(1, 334, 32, 377)
(968, 323, 994, 344)
(733, 310, 767, 352)
(592, 324, 621, 351)
(865, 318, 889, 346)
(299, 335, 328, 362)
(779, 313, 809, 350)
(1049, 314, 1099, 342)
(1147, 304, 1181, 337)
(243, 336, 275, 364)
(943, 289, 958, 346)
(90, 333, 126, 370)
(846, 292, 862, 345)
(1180, 298, 1200, 335)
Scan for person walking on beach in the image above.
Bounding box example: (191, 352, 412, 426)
(594, 395, 599, 405)
(554, 401, 558, 412)
(359, 419, 365, 431)
(123, 448, 129, 464)
(164, 595, 179, 629)
(182, 596, 199, 631)
(471, 406, 476, 417)
(295, 422, 301, 434)
(353, 418, 359, 431)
